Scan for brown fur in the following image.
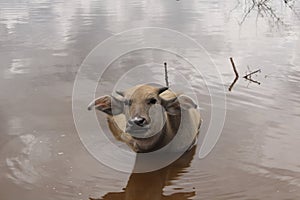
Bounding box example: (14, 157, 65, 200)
(88, 84, 201, 153)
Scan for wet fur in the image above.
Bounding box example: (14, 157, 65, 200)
(89, 85, 201, 153)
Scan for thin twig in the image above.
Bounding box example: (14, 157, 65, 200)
(228, 76, 239, 91)
(228, 57, 239, 91)
(228, 0, 241, 19)
(245, 77, 261, 85)
(243, 69, 261, 78)
(230, 57, 239, 78)
(260, 2, 285, 26)
(164, 62, 169, 87)
(228, 57, 262, 91)
(283, 0, 300, 19)
(239, 0, 256, 25)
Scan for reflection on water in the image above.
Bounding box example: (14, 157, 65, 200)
(4, 58, 31, 79)
(6, 135, 38, 185)
(91, 147, 196, 200)
(236, 0, 299, 26)
(0, 0, 300, 199)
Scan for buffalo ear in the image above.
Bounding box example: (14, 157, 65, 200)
(87, 95, 123, 115)
(177, 95, 197, 110)
(161, 95, 197, 115)
(161, 96, 180, 115)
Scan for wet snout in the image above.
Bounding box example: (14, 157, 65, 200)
(126, 116, 150, 135)
(128, 116, 147, 127)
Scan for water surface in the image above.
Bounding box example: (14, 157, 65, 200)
(0, 0, 300, 199)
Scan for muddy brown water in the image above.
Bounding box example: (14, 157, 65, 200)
(1, 0, 300, 199)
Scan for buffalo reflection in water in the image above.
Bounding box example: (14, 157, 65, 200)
(90, 147, 196, 200)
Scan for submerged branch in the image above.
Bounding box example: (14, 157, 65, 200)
(230, 57, 239, 78)
(228, 57, 239, 91)
(228, 57, 262, 91)
(243, 69, 261, 78)
(229, 76, 239, 91)
(245, 77, 261, 85)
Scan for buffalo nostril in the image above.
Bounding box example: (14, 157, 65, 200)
(127, 117, 146, 128)
(133, 117, 146, 127)
(128, 119, 134, 126)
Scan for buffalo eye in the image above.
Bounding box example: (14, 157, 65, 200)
(148, 98, 157, 105)
(124, 99, 132, 106)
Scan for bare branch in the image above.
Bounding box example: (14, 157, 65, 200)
(243, 69, 261, 78)
(164, 62, 169, 87)
(230, 57, 239, 78)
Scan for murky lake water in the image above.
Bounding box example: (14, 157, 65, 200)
(1, 0, 300, 199)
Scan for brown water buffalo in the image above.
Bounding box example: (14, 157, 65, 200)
(88, 84, 201, 153)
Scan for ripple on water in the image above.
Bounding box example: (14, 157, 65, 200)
(0, 0, 300, 199)
(3, 58, 31, 79)
(1, 134, 52, 189)
(5, 134, 39, 187)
